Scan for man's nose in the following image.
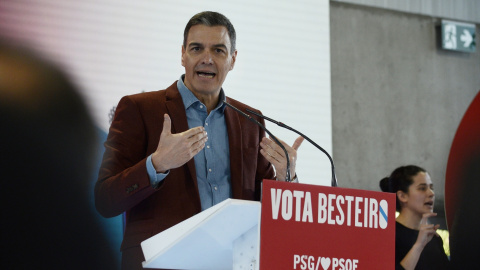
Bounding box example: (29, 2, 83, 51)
(201, 50, 213, 64)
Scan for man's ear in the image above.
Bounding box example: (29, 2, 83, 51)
(229, 50, 237, 71)
(181, 45, 186, 67)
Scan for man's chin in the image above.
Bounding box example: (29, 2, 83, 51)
(190, 86, 221, 97)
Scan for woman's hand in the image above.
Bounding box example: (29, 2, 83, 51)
(416, 212, 440, 248)
(400, 212, 440, 270)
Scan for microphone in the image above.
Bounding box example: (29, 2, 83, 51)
(245, 109, 338, 187)
(224, 102, 292, 182)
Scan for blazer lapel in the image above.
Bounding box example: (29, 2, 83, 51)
(225, 98, 244, 199)
(165, 83, 199, 195)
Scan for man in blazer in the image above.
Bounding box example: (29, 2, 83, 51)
(95, 11, 303, 269)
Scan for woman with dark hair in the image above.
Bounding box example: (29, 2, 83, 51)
(380, 165, 450, 270)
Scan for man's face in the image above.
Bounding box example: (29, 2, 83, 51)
(182, 25, 237, 99)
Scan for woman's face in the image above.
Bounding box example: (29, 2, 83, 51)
(401, 172, 435, 215)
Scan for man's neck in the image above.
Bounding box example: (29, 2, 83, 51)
(193, 92, 219, 114)
(181, 76, 221, 114)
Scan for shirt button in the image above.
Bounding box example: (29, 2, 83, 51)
(209, 168, 212, 172)
(207, 145, 210, 149)
(205, 122, 209, 126)
(214, 186, 218, 191)
(199, 105, 204, 109)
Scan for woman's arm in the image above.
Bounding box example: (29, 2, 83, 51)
(400, 213, 440, 270)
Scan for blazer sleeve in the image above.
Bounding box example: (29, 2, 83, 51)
(94, 95, 157, 218)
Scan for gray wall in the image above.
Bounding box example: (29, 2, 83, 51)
(332, 0, 480, 24)
(330, 2, 480, 228)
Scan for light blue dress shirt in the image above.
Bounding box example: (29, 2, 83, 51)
(146, 75, 231, 211)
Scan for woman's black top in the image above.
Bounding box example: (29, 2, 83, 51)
(395, 222, 450, 270)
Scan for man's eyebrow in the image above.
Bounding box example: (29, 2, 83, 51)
(188, 42, 203, 48)
(213, 44, 228, 49)
(187, 43, 229, 51)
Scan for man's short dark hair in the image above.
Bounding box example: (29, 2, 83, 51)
(183, 11, 236, 53)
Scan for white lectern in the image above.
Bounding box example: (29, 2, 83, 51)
(141, 199, 261, 270)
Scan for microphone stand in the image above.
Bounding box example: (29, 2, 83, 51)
(246, 109, 338, 187)
(224, 102, 291, 182)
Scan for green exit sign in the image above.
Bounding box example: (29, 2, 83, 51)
(441, 20, 476, 53)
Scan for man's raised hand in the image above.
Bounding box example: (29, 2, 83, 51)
(152, 114, 207, 173)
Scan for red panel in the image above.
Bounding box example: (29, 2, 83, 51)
(260, 180, 395, 270)
(445, 91, 480, 231)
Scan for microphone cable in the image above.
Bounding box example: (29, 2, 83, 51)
(246, 109, 338, 187)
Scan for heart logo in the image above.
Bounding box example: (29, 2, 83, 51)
(321, 257, 331, 270)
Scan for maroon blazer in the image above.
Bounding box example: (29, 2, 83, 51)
(95, 81, 275, 269)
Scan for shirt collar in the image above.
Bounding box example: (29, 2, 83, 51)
(177, 75, 226, 112)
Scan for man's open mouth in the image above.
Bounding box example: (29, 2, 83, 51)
(197, 71, 216, 78)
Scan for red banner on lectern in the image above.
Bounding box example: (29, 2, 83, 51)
(260, 180, 395, 270)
